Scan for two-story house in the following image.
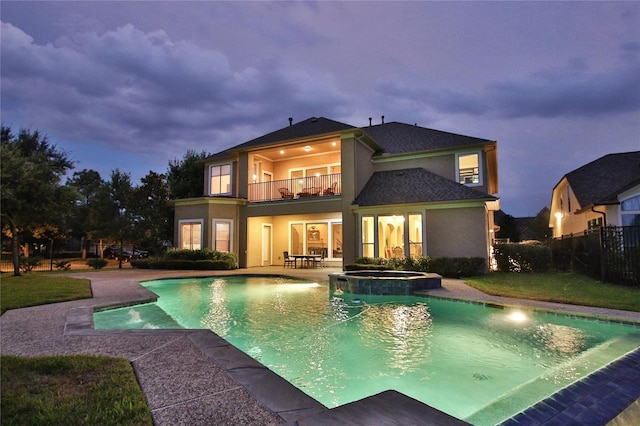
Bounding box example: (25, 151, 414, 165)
(549, 151, 640, 238)
(172, 117, 500, 269)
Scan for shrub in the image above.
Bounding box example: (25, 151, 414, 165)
(345, 255, 483, 278)
(55, 260, 71, 271)
(353, 257, 383, 265)
(428, 257, 485, 278)
(163, 248, 238, 266)
(493, 241, 551, 273)
(87, 258, 108, 269)
(19, 257, 42, 273)
(130, 257, 237, 270)
(345, 263, 391, 271)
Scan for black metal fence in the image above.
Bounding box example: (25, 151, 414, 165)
(0, 253, 78, 273)
(550, 226, 640, 286)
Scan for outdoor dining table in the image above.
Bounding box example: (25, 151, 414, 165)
(291, 254, 321, 268)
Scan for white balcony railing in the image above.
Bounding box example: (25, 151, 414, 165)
(248, 173, 341, 202)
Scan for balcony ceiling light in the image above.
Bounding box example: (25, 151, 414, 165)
(303, 145, 311, 152)
(280, 150, 285, 154)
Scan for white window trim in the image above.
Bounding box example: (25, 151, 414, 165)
(358, 211, 427, 258)
(179, 219, 204, 250)
(212, 218, 234, 253)
(289, 162, 341, 179)
(455, 151, 483, 187)
(208, 163, 232, 196)
(619, 191, 640, 226)
(288, 219, 342, 260)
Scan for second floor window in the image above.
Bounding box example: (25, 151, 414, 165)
(457, 152, 481, 185)
(210, 164, 231, 195)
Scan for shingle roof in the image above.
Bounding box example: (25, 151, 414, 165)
(229, 117, 355, 151)
(354, 167, 497, 207)
(363, 122, 494, 155)
(565, 151, 640, 207)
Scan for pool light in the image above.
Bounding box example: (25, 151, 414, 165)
(508, 310, 528, 323)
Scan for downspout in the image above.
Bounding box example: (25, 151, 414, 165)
(591, 206, 607, 282)
(591, 206, 606, 226)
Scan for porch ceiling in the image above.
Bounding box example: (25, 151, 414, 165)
(253, 139, 341, 162)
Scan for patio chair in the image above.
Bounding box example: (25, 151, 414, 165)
(279, 187, 294, 199)
(283, 251, 295, 268)
(310, 250, 326, 268)
(323, 182, 338, 196)
(297, 187, 313, 197)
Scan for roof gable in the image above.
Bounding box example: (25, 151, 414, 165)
(565, 151, 640, 207)
(363, 122, 495, 155)
(229, 117, 355, 152)
(354, 167, 496, 207)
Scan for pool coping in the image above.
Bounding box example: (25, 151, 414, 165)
(76, 287, 640, 425)
(3, 268, 639, 425)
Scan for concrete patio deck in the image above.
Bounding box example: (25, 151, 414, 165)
(1, 266, 638, 425)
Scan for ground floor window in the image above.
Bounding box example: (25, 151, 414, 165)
(378, 214, 405, 258)
(621, 194, 640, 226)
(361, 212, 424, 258)
(289, 220, 342, 259)
(331, 223, 343, 258)
(180, 220, 202, 250)
(362, 216, 375, 258)
(408, 214, 423, 257)
(213, 219, 233, 252)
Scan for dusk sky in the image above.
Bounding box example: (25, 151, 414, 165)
(2, 1, 639, 217)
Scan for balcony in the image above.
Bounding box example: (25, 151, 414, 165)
(248, 173, 341, 202)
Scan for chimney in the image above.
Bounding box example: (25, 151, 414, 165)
(288, 117, 293, 126)
(368, 117, 372, 126)
(381, 115, 385, 124)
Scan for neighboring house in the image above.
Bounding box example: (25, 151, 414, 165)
(172, 117, 500, 269)
(494, 207, 551, 242)
(549, 151, 640, 238)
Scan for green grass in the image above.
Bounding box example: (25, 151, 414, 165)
(465, 272, 640, 312)
(0, 274, 92, 314)
(0, 355, 152, 426)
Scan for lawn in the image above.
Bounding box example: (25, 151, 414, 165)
(1, 273, 153, 425)
(465, 272, 640, 312)
(0, 274, 92, 314)
(0, 355, 152, 426)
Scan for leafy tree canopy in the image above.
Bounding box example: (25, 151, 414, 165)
(167, 149, 210, 199)
(1, 126, 75, 275)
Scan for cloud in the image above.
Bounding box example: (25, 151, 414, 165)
(0, 21, 349, 156)
(373, 47, 640, 121)
(488, 60, 640, 119)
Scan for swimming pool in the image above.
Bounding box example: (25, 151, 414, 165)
(93, 275, 640, 424)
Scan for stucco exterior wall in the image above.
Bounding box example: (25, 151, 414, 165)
(341, 134, 376, 266)
(425, 206, 490, 261)
(374, 153, 455, 181)
(373, 150, 493, 195)
(173, 199, 243, 252)
(246, 212, 342, 268)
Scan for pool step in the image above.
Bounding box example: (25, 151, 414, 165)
(291, 390, 468, 426)
(465, 334, 640, 425)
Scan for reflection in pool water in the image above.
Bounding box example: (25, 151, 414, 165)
(93, 276, 640, 425)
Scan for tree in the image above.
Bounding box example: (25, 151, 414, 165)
(495, 210, 521, 243)
(131, 171, 173, 255)
(91, 170, 135, 268)
(66, 169, 104, 259)
(167, 150, 210, 199)
(1, 126, 75, 275)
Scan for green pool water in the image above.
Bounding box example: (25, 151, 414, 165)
(93, 276, 640, 424)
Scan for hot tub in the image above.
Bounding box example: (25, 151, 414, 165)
(329, 270, 442, 296)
